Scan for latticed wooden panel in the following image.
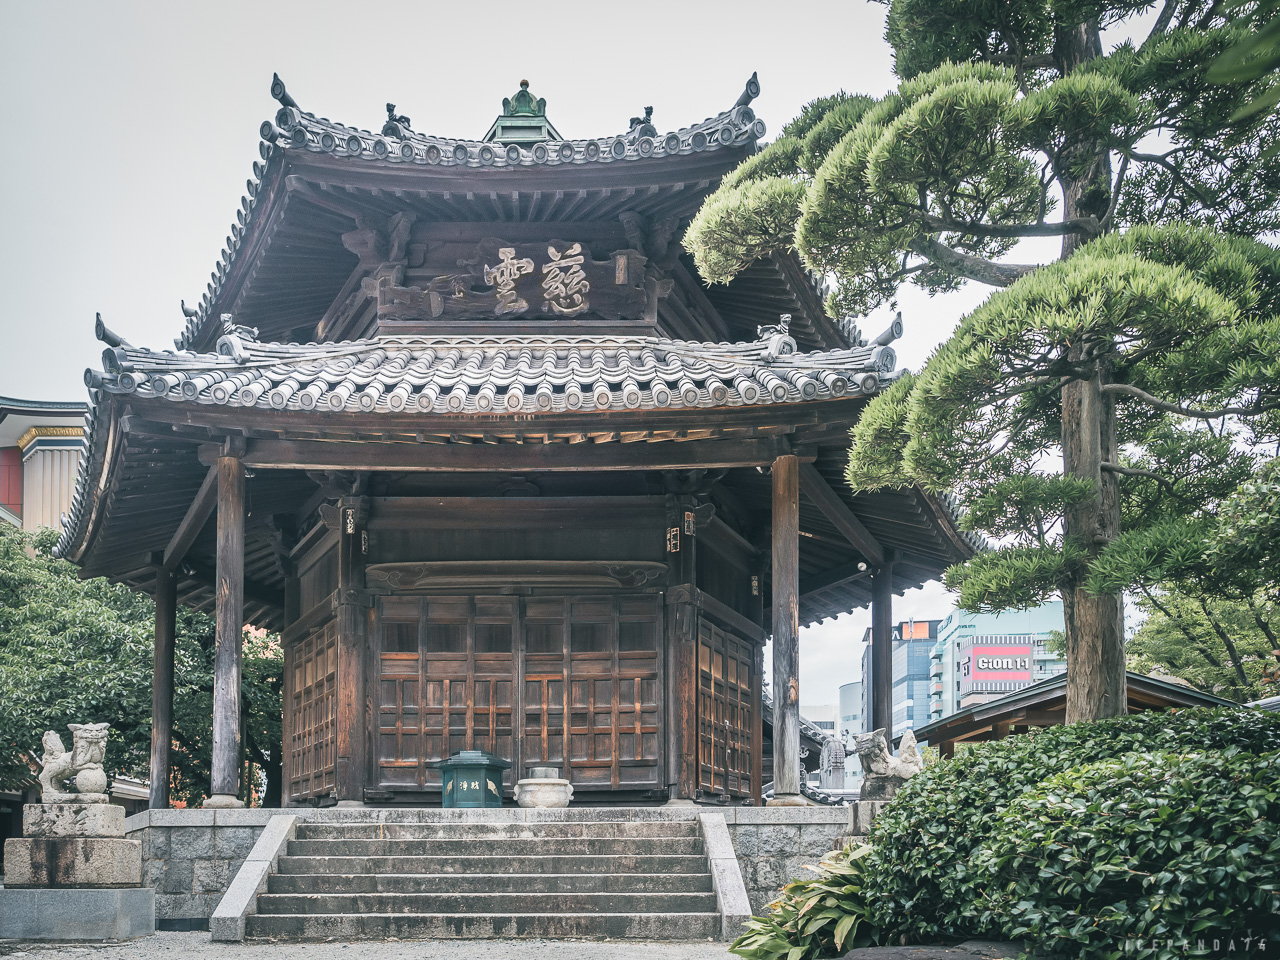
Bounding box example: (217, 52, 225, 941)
(523, 595, 662, 790)
(286, 619, 337, 800)
(375, 596, 517, 791)
(697, 618, 755, 798)
(374, 593, 661, 794)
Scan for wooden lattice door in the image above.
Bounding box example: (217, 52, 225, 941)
(373, 593, 660, 796)
(521, 595, 663, 791)
(374, 596, 516, 791)
(696, 618, 756, 798)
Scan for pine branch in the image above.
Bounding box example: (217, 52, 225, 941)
(906, 236, 1041, 287)
(918, 213, 1101, 239)
(1100, 383, 1280, 419)
(1100, 462, 1178, 492)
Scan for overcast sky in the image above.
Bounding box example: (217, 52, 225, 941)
(0, 0, 1031, 707)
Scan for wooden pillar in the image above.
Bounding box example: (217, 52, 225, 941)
(207, 452, 245, 808)
(149, 565, 177, 809)
(334, 497, 369, 805)
(870, 553, 896, 735)
(664, 492, 700, 803)
(750, 561, 765, 807)
(768, 454, 803, 805)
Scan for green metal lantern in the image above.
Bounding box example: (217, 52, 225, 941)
(437, 750, 509, 808)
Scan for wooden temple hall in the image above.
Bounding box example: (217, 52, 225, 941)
(57, 74, 976, 809)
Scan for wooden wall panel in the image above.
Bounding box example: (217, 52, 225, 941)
(286, 618, 338, 800)
(696, 617, 756, 798)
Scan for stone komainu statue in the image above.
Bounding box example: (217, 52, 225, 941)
(38, 722, 111, 803)
(853, 727, 925, 800)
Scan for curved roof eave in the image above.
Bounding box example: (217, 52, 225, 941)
(174, 72, 767, 353)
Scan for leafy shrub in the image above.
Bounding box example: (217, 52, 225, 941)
(730, 843, 885, 960)
(864, 708, 1280, 940)
(975, 750, 1280, 958)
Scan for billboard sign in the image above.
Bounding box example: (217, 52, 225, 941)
(963, 644, 1033, 684)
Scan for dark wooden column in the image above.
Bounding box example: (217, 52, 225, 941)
(334, 497, 369, 805)
(207, 450, 245, 808)
(870, 552, 896, 735)
(768, 454, 804, 805)
(149, 564, 177, 809)
(664, 492, 699, 803)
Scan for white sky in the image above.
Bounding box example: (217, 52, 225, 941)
(0, 0, 1064, 706)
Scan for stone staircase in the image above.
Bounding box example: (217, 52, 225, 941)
(244, 816, 722, 940)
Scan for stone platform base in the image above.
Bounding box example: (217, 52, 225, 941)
(24, 802, 125, 838)
(0, 887, 155, 940)
(3, 836, 142, 887)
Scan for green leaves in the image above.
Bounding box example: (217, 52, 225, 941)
(844, 223, 1280, 614)
(862, 708, 1280, 944)
(729, 843, 885, 960)
(975, 750, 1280, 958)
(0, 524, 283, 804)
(944, 541, 1087, 611)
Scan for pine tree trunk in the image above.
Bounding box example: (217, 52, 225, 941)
(1055, 16, 1126, 722)
(1060, 357, 1128, 721)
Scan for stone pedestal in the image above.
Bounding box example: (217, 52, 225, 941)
(24, 801, 125, 837)
(513, 777, 573, 808)
(4, 836, 143, 888)
(0, 887, 155, 940)
(858, 775, 909, 801)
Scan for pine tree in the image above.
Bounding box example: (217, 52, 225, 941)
(685, 0, 1280, 720)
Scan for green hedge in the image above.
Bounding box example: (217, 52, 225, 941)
(864, 708, 1280, 942)
(976, 749, 1280, 957)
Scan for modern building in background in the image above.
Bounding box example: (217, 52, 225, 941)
(854, 619, 941, 739)
(930, 602, 1068, 720)
(0, 397, 86, 531)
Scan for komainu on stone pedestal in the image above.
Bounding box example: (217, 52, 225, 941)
(855, 728, 925, 801)
(38, 722, 111, 803)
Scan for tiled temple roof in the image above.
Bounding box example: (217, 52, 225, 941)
(174, 73, 767, 352)
(90, 329, 897, 417)
(260, 73, 766, 171)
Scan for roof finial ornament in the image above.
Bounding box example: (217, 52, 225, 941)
(736, 71, 761, 108)
(503, 79, 546, 118)
(383, 103, 412, 139)
(757, 313, 796, 362)
(270, 72, 299, 110)
(180, 299, 198, 319)
(628, 106, 656, 141)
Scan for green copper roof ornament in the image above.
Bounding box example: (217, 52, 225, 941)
(483, 79, 563, 145)
(505, 79, 545, 117)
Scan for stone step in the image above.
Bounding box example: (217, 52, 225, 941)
(267, 871, 714, 895)
(275, 853, 711, 876)
(244, 911, 722, 940)
(255, 891, 720, 915)
(286, 836, 703, 857)
(294, 820, 701, 840)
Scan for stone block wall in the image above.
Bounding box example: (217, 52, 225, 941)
(724, 803, 884, 914)
(126, 808, 276, 929)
